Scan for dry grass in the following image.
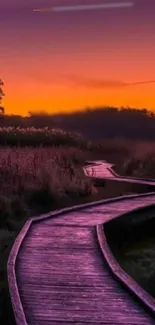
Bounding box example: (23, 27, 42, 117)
(0, 126, 87, 148)
(0, 142, 97, 324)
(0, 146, 97, 228)
(122, 140, 155, 178)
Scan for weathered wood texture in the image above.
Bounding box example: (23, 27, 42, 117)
(8, 160, 155, 324)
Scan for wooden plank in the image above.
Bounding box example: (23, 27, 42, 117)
(7, 160, 155, 325)
(42, 196, 155, 226)
(15, 215, 155, 324)
(23, 225, 95, 249)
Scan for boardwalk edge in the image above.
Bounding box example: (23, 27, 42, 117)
(96, 222, 155, 315)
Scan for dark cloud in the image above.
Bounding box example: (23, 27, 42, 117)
(61, 75, 155, 88)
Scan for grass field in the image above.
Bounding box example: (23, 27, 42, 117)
(107, 207, 155, 300)
(1, 127, 155, 323)
(119, 234, 155, 298)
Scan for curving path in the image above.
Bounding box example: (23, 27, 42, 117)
(8, 160, 155, 325)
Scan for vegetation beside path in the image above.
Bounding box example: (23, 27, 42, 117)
(1, 127, 155, 324)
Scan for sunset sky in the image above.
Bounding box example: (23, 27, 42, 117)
(0, 0, 155, 116)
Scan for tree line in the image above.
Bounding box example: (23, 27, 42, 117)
(1, 77, 155, 141)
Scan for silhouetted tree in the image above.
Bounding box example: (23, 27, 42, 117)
(0, 78, 5, 115)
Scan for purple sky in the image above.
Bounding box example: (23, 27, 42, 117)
(1, 0, 155, 115)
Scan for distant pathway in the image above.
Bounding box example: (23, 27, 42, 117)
(8, 160, 155, 325)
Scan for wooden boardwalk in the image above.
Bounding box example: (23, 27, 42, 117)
(8, 160, 155, 325)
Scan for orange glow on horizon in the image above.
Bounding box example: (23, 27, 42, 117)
(3, 78, 155, 116)
(1, 1, 155, 116)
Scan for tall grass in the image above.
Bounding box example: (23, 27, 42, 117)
(0, 143, 97, 324)
(0, 126, 87, 148)
(0, 146, 97, 225)
(122, 141, 155, 178)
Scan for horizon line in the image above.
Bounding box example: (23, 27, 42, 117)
(5, 106, 155, 118)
